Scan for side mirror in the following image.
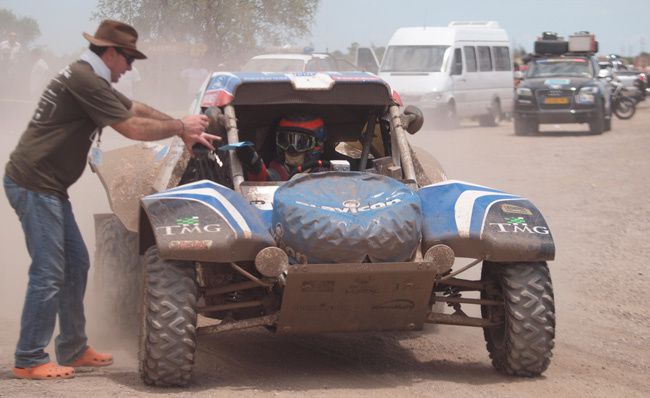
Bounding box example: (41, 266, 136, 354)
(598, 69, 612, 79)
(401, 105, 424, 135)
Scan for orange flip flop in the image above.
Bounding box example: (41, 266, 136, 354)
(12, 362, 75, 380)
(68, 347, 113, 367)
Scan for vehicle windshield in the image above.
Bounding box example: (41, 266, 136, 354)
(241, 58, 305, 72)
(380, 45, 449, 73)
(527, 58, 594, 78)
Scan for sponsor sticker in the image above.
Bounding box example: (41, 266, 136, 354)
(176, 216, 199, 226)
(500, 204, 533, 215)
(505, 216, 526, 225)
(489, 221, 549, 235)
(296, 198, 402, 214)
(169, 240, 213, 250)
(156, 221, 222, 236)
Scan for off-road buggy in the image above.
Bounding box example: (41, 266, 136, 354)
(91, 71, 556, 387)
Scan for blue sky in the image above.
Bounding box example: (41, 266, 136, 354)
(1, 0, 648, 57)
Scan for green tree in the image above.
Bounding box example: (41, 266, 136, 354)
(0, 8, 40, 47)
(94, 0, 319, 65)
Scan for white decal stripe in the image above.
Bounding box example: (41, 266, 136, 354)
(479, 198, 526, 238)
(143, 196, 236, 233)
(153, 187, 252, 239)
(421, 179, 502, 191)
(455, 190, 517, 238)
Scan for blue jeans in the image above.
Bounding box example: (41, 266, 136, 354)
(4, 175, 89, 368)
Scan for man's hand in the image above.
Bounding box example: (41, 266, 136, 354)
(179, 114, 220, 151)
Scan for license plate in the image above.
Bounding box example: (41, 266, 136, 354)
(544, 97, 569, 104)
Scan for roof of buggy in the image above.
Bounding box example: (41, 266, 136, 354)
(200, 72, 399, 108)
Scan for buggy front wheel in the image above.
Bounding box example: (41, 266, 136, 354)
(481, 261, 555, 377)
(140, 246, 198, 387)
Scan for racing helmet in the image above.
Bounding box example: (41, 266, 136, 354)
(275, 115, 327, 167)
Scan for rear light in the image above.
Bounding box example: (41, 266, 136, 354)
(640, 74, 647, 83)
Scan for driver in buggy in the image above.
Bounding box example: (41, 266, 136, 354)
(236, 114, 329, 181)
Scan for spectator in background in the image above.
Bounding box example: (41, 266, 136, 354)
(0, 32, 22, 62)
(113, 65, 141, 99)
(29, 48, 50, 99)
(1, 32, 23, 94)
(180, 58, 209, 101)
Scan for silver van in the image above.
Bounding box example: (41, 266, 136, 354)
(379, 21, 514, 127)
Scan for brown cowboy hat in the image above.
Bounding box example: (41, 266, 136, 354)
(83, 19, 147, 59)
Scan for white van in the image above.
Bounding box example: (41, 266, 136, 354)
(379, 21, 514, 127)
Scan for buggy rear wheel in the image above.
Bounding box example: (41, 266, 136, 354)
(140, 246, 198, 387)
(481, 261, 555, 377)
(93, 214, 141, 340)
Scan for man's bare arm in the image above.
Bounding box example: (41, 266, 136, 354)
(112, 116, 182, 141)
(131, 101, 173, 120)
(111, 114, 220, 150)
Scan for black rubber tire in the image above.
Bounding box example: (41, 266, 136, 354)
(589, 105, 606, 134)
(479, 101, 500, 127)
(481, 261, 555, 377)
(513, 115, 537, 136)
(140, 246, 198, 387)
(613, 97, 636, 120)
(434, 101, 458, 130)
(93, 213, 142, 339)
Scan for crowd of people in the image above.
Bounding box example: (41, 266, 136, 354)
(0, 32, 50, 101)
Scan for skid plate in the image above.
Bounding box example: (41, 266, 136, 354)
(277, 262, 439, 334)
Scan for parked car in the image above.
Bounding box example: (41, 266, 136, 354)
(379, 21, 514, 128)
(514, 32, 612, 135)
(91, 71, 556, 387)
(241, 51, 360, 73)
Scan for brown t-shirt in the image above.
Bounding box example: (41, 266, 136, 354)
(5, 60, 132, 198)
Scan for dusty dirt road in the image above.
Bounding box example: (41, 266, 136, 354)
(0, 102, 648, 397)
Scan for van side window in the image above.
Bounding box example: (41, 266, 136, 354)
(463, 46, 477, 72)
(478, 46, 492, 71)
(451, 48, 463, 75)
(492, 46, 511, 71)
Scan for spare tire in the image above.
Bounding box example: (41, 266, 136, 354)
(272, 172, 422, 264)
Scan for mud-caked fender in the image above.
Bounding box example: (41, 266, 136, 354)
(139, 179, 275, 262)
(418, 180, 554, 262)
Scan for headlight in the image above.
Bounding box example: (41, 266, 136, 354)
(516, 87, 532, 96)
(576, 86, 598, 104)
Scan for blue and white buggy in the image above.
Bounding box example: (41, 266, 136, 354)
(91, 71, 556, 387)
